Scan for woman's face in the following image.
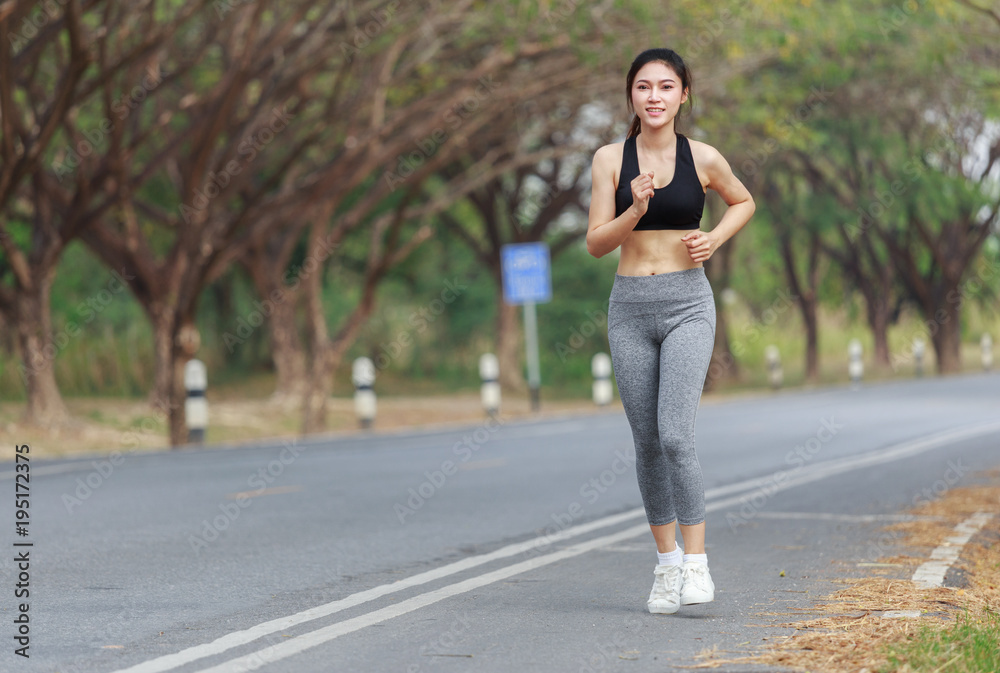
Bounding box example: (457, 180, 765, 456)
(631, 61, 687, 129)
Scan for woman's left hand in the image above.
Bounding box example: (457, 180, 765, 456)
(680, 230, 719, 263)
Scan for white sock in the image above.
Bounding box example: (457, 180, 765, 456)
(657, 547, 683, 567)
(683, 553, 708, 569)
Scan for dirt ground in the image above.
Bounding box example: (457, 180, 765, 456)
(1, 392, 626, 459)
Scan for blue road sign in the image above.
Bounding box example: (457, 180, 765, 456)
(501, 242, 552, 304)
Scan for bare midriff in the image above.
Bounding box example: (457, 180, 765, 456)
(616, 229, 703, 276)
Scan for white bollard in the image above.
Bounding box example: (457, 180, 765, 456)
(720, 287, 738, 308)
(848, 339, 863, 385)
(592, 353, 613, 406)
(184, 359, 208, 444)
(764, 345, 783, 389)
(352, 357, 377, 429)
(982, 334, 993, 372)
(913, 338, 925, 377)
(479, 353, 501, 417)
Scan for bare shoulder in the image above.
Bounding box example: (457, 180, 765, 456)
(687, 137, 750, 200)
(592, 141, 626, 190)
(686, 137, 727, 170)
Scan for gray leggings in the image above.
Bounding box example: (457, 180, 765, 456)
(607, 267, 716, 527)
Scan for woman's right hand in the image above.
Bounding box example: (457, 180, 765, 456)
(630, 170, 655, 219)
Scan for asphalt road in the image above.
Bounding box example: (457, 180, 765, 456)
(3, 372, 1000, 673)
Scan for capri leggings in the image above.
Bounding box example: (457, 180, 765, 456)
(606, 267, 716, 527)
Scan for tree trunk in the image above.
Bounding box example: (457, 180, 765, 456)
(301, 234, 333, 434)
(302, 266, 385, 434)
(802, 296, 820, 382)
(14, 278, 69, 427)
(705, 301, 736, 392)
(149, 304, 176, 410)
(775, 210, 822, 384)
(882, 224, 970, 376)
(300, 217, 357, 435)
(242, 235, 309, 402)
(928, 292, 963, 374)
(247, 261, 306, 402)
(496, 295, 525, 393)
(167, 342, 188, 447)
(148, 307, 192, 447)
(301, 268, 382, 434)
(270, 295, 307, 402)
(866, 294, 892, 370)
(704, 223, 738, 391)
(295, 203, 433, 434)
(301, 343, 332, 434)
(834, 242, 895, 372)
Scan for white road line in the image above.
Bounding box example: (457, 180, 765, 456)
(110, 419, 1000, 673)
(0, 419, 597, 479)
(716, 421, 1000, 507)
(385, 420, 592, 452)
(106, 508, 646, 673)
(754, 512, 934, 523)
(193, 523, 652, 673)
(911, 511, 993, 588)
(881, 609, 922, 619)
(0, 461, 95, 480)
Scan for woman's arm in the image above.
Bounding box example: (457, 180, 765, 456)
(586, 144, 651, 258)
(681, 143, 755, 263)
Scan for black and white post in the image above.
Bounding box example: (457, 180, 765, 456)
(848, 338, 863, 386)
(592, 353, 612, 406)
(184, 359, 208, 444)
(479, 353, 501, 417)
(353, 356, 377, 429)
(913, 337, 926, 377)
(765, 344, 783, 389)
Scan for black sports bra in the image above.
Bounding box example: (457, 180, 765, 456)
(614, 132, 705, 230)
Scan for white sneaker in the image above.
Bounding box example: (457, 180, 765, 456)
(647, 564, 683, 614)
(680, 560, 715, 605)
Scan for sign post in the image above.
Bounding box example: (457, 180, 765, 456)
(501, 242, 552, 412)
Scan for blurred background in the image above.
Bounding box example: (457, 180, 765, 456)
(1, 0, 998, 453)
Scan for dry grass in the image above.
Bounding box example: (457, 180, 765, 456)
(2, 393, 620, 459)
(706, 478, 1000, 673)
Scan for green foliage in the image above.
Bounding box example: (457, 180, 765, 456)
(348, 220, 495, 387)
(536, 241, 617, 390)
(0, 243, 155, 398)
(4, 0, 999, 405)
(881, 609, 1000, 673)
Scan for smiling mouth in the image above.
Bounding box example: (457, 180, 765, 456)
(646, 108, 665, 112)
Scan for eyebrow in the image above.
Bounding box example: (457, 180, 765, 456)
(636, 78, 676, 84)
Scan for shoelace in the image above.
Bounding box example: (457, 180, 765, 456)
(683, 564, 709, 591)
(651, 566, 681, 599)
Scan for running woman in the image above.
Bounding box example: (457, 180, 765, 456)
(586, 48, 755, 614)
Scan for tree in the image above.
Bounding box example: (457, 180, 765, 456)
(236, 221, 310, 404)
(795, 127, 907, 370)
(437, 126, 597, 393)
(0, 0, 215, 425)
(790, 0, 1000, 374)
(74, 1, 578, 442)
(763, 174, 827, 382)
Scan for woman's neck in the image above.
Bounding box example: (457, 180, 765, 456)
(637, 122, 677, 152)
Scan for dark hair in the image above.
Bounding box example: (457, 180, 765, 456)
(625, 48, 693, 139)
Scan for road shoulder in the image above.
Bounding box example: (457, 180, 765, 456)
(700, 469, 1000, 672)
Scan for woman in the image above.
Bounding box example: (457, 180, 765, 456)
(586, 48, 754, 615)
